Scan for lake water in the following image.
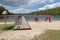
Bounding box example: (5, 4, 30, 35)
(0, 15, 60, 22)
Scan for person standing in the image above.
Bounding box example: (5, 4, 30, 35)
(34, 16, 38, 22)
(45, 15, 51, 22)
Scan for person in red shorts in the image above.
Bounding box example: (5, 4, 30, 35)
(45, 15, 51, 22)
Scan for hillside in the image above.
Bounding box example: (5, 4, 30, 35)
(31, 7, 60, 15)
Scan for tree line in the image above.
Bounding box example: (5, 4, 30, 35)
(31, 7, 60, 15)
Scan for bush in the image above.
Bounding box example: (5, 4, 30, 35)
(2, 25, 15, 30)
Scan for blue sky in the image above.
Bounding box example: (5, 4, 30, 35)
(0, 0, 60, 13)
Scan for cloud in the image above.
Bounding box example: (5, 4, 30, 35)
(0, 4, 2, 6)
(13, 8, 31, 13)
(39, 2, 60, 10)
(0, 0, 29, 6)
(48, 0, 54, 3)
(13, 2, 60, 14)
(39, 8, 46, 10)
(0, 0, 54, 7)
(0, 0, 55, 14)
(13, 8, 37, 13)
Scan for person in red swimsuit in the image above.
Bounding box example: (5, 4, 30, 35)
(45, 15, 51, 22)
(34, 16, 38, 22)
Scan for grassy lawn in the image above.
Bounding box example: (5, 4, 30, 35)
(32, 30, 60, 40)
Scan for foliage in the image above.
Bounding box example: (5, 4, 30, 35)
(0, 6, 6, 14)
(32, 30, 60, 40)
(2, 25, 15, 30)
(0, 6, 14, 15)
(31, 7, 60, 15)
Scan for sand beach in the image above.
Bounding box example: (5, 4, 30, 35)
(0, 20, 60, 40)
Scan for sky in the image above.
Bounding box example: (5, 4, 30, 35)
(0, 0, 60, 14)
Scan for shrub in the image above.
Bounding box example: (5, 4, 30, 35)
(2, 25, 15, 30)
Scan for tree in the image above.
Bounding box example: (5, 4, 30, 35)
(0, 6, 6, 14)
(0, 6, 14, 15)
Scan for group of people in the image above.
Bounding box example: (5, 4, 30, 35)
(34, 15, 51, 22)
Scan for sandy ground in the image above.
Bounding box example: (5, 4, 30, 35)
(0, 22, 15, 25)
(0, 21, 60, 40)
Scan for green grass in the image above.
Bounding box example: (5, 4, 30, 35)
(32, 30, 60, 40)
(1, 25, 15, 30)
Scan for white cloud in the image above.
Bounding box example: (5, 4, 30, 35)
(13, 8, 24, 12)
(0, 4, 2, 6)
(0, 0, 54, 7)
(0, 0, 55, 14)
(39, 2, 60, 10)
(48, 0, 54, 3)
(39, 8, 46, 10)
(13, 8, 37, 13)
(22, 0, 55, 7)
(13, 2, 60, 14)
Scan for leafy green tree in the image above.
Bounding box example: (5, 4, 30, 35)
(0, 6, 6, 14)
(0, 6, 14, 15)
